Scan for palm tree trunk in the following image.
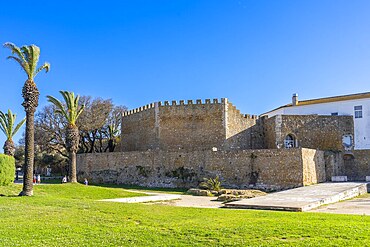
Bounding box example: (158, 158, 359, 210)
(19, 112, 35, 196)
(3, 139, 15, 156)
(19, 79, 39, 196)
(69, 151, 77, 182)
(66, 125, 79, 183)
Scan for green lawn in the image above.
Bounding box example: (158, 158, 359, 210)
(0, 184, 369, 246)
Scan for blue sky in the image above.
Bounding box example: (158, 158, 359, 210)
(1, 0, 370, 148)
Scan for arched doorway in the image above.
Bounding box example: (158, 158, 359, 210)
(284, 134, 297, 148)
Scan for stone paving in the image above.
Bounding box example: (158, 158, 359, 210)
(100, 183, 370, 215)
(310, 193, 370, 215)
(152, 195, 224, 208)
(100, 194, 181, 203)
(224, 182, 368, 211)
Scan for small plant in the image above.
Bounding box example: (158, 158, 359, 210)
(199, 176, 222, 192)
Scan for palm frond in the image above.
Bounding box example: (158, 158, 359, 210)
(54, 109, 68, 119)
(48, 91, 84, 126)
(0, 111, 11, 138)
(0, 112, 7, 137)
(12, 117, 26, 136)
(60, 91, 73, 117)
(20, 46, 31, 66)
(3, 42, 27, 64)
(7, 109, 14, 138)
(0, 124, 6, 137)
(29, 45, 40, 78)
(75, 104, 85, 123)
(0, 109, 25, 139)
(47, 96, 69, 120)
(5, 42, 47, 81)
(35, 62, 50, 76)
(6, 56, 30, 75)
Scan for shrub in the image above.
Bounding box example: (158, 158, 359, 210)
(0, 154, 15, 186)
(199, 176, 222, 192)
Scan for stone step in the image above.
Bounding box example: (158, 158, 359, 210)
(224, 182, 368, 212)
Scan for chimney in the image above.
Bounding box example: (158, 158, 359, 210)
(292, 93, 298, 106)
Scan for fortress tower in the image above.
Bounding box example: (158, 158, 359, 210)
(121, 98, 259, 151)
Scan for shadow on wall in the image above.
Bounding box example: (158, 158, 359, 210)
(224, 123, 265, 150)
(343, 150, 370, 181)
(313, 150, 326, 184)
(323, 150, 370, 182)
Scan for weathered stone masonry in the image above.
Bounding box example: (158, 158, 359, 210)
(77, 97, 368, 189)
(77, 148, 326, 190)
(121, 99, 258, 151)
(263, 115, 354, 151)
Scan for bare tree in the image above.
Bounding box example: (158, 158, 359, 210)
(77, 96, 113, 153)
(35, 105, 68, 159)
(34, 96, 126, 155)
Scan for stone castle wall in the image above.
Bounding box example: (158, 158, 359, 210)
(344, 150, 370, 181)
(263, 115, 354, 151)
(121, 101, 353, 153)
(158, 99, 225, 151)
(223, 102, 258, 150)
(121, 104, 157, 151)
(77, 148, 326, 190)
(121, 98, 259, 152)
(85, 98, 363, 190)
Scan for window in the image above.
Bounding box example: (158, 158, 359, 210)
(354, 105, 362, 118)
(284, 134, 296, 148)
(331, 112, 338, 116)
(342, 134, 353, 151)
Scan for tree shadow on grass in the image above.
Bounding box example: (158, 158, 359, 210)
(0, 194, 19, 197)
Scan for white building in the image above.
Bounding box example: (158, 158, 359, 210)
(263, 92, 370, 150)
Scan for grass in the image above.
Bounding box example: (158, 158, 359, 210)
(0, 184, 369, 246)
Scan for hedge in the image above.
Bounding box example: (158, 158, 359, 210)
(0, 154, 15, 186)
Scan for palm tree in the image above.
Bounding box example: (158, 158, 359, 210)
(106, 124, 119, 152)
(47, 91, 84, 183)
(0, 109, 26, 156)
(4, 42, 50, 196)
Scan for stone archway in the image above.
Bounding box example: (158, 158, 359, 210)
(284, 134, 297, 148)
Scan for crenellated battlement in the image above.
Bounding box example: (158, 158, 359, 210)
(226, 101, 258, 120)
(123, 98, 226, 117)
(122, 97, 262, 153)
(122, 98, 259, 119)
(123, 102, 157, 116)
(244, 114, 259, 120)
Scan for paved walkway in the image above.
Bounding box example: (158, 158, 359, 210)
(100, 194, 181, 203)
(225, 182, 368, 212)
(152, 195, 224, 208)
(100, 190, 224, 208)
(311, 193, 370, 215)
(99, 183, 370, 214)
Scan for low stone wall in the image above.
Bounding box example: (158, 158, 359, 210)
(77, 148, 326, 190)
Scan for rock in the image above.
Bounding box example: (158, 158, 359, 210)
(217, 194, 240, 202)
(210, 190, 219, 195)
(187, 188, 212, 196)
(220, 189, 266, 196)
(219, 189, 232, 194)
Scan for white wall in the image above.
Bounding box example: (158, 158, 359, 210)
(265, 98, 370, 150)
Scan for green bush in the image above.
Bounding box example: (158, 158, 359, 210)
(0, 154, 15, 186)
(199, 176, 222, 192)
